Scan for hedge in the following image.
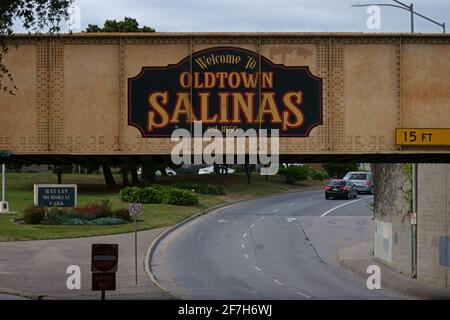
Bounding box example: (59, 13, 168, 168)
(119, 186, 198, 206)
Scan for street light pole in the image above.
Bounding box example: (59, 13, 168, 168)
(352, 0, 446, 33)
(410, 2, 414, 33)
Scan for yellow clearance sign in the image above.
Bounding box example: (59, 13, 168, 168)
(396, 128, 450, 146)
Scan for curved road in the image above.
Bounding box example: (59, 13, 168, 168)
(150, 189, 399, 299)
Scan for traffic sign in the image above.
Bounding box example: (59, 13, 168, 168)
(91, 244, 118, 273)
(396, 128, 450, 146)
(128, 203, 142, 217)
(92, 272, 116, 291)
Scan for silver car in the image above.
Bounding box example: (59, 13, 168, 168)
(343, 171, 374, 194)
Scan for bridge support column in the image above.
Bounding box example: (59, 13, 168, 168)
(374, 163, 450, 289)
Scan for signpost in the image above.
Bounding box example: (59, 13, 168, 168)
(396, 128, 450, 146)
(128, 203, 142, 285)
(91, 244, 118, 300)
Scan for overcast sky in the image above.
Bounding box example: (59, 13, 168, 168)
(13, 0, 450, 33)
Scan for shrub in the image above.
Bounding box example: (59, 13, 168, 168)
(62, 219, 85, 225)
(112, 208, 132, 221)
(119, 186, 198, 206)
(46, 207, 78, 224)
(119, 186, 163, 204)
(87, 218, 127, 225)
(172, 182, 226, 195)
(278, 166, 309, 184)
(23, 205, 46, 224)
(73, 202, 112, 221)
(161, 188, 199, 206)
(310, 169, 330, 181)
(207, 185, 226, 195)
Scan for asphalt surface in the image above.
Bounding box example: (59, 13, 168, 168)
(151, 189, 402, 300)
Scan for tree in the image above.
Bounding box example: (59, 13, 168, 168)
(52, 164, 73, 184)
(1, 0, 74, 94)
(322, 163, 359, 179)
(85, 17, 155, 33)
(102, 164, 117, 187)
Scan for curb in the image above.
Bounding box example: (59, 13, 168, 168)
(144, 186, 323, 298)
(337, 246, 450, 300)
(0, 287, 46, 300)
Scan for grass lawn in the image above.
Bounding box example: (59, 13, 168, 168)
(0, 172, 325, 241)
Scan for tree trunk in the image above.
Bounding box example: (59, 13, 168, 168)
(131, 166, 139, 186)
(244, 164, 254, 185)
(142, 164, 156, 183)
(121, 166, 129, 187)
(102, 164, 117, 187)
(56, 166, 62, 184)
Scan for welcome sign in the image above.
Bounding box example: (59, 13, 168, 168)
(128, 47, 322, 137)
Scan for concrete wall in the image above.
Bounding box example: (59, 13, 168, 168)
(374, 163, 450, 289)
(417, 164, 450, 288)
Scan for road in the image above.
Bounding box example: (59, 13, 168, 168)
(150, 189, 401, 299)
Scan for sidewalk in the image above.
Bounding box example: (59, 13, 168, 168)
(0, 228, 172, 300)
(338, 241, 450, 300)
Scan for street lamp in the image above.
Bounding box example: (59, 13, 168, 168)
(352, 0, 446, 33)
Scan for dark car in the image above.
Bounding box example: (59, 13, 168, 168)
(325, 179, 358, 200)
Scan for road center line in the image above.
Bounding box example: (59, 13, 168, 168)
(297, 291, 311, 299)
(254, 266, 261, 272)
(319, 196, 372, 218)
(250, 224, 255, 229)
(241, 243, 245, 249)
(273, 279, 283, 286)
(243, 233, 247, 238)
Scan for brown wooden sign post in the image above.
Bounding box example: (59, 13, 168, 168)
(91, 244, 118, 300)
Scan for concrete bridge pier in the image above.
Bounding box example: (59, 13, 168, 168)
(373, 163, 450, 289)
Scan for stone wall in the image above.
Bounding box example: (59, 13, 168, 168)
(373, 163, 412, 276)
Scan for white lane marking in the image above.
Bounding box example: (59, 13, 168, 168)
(241, 243, 245, 249)
(272, 209, 279, 213)
(319, 196, 372, 218)
(250, 224, 255, 229)
(243, 233, 247, 238)
(217, 219, 227, 223)
(254, 266, 261, 272)
(297, 291, 311, 299)
(243, 254, 249, 259)
(288, 202, 296, 206)
(286, 217, 297, 223)
(259, 217, 264, 221)
(273, 279, 283, 286)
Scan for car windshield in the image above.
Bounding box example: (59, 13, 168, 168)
(328, 180, 347, 186)
(349, 173, 367, 180)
